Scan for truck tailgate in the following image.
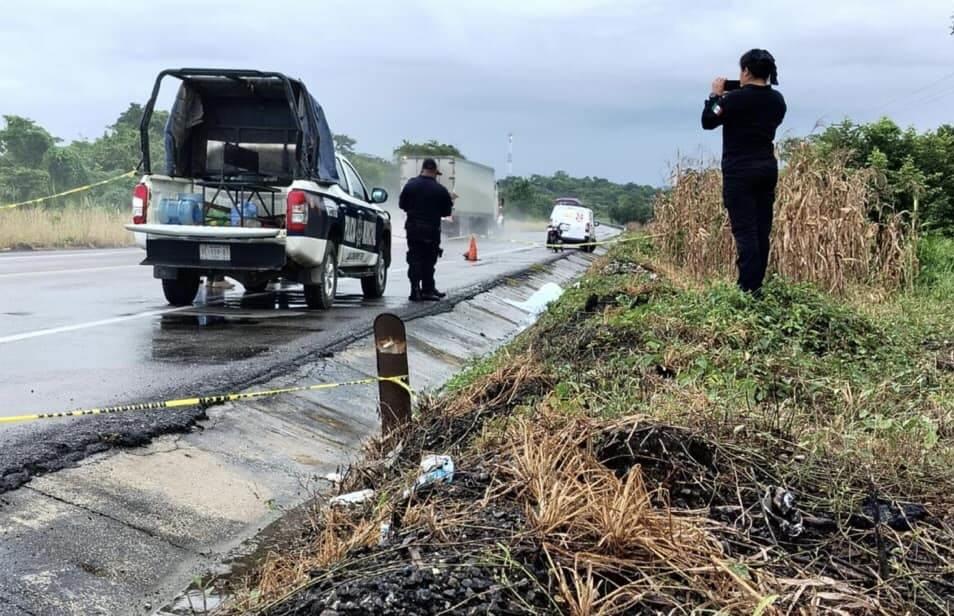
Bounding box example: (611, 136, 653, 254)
(126, 224, 282, 240)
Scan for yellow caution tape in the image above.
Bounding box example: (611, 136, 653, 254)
(0, 170, 138, 210)
(0, 375, 412, 425)
(501, 234, 648, 250)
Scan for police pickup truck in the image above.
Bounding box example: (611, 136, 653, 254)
(126, 68, 392, 309)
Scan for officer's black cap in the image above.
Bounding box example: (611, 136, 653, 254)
(422, 158, 442, 175)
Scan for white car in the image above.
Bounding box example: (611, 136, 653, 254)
(126, 68, 392, 309)
(547, 199, 599, 252)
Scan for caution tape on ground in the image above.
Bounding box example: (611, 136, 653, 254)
(548, 234, 648, 249)
(0, 170, 138, 210)
(395, 232, 653, 251)
(509, 233, 650, 250)
(0, 375, 412, 426)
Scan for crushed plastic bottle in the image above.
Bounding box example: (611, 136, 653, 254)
(378, 521, 391, 545)
(329, 489, 374, 507)
(403, 455, 455, 498)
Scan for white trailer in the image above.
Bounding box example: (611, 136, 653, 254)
(399, 156, 498, 237)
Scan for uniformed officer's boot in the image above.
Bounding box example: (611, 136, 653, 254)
(419, 287, 442, 302)
(409, 282, 421, 302)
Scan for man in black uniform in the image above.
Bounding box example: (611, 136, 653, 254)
(399, 158, 455, 301)
(702, 49, 787, 294)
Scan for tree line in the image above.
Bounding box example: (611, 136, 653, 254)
(5, 108, 949, 233)
(0, 105, 167, 209)
(499, 173, 657, 224)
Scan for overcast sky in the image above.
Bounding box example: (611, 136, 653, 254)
(1, 0, 952, 185)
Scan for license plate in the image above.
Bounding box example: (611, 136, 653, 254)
(199, 244, 230, 262)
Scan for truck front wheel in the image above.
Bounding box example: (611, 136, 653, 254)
(162, 275, 200, 306)
(304, 243, 338, 309)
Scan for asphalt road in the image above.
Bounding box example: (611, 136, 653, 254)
(0, 232, 546, 417)
(0, 228, 615, 488)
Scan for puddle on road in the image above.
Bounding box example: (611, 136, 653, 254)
(149, 302, 321, 363)
(143, 287, 376, 364)
(159, 314, 263, 328)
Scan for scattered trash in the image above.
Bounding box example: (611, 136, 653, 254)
(404, 455, 455, 499)
(324, 472, 343, 484)
(503, 283, 564, 317)
(378, 521, 392, 546)
(383, 442, 404, 470)
(330, 489, 375, 507)
(602, 261, 658, 280)
(761, 486, 804, 539)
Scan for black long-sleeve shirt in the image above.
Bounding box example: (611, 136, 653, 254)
(702, 84, 787, 176)
(399, 175, 453, 241)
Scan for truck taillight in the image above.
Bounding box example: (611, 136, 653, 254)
(286, 190, 308, 233)
(585, 222, 592, 233)
(132, 183, 149, 224)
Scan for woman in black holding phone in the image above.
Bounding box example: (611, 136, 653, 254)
(702, 49, 787, 295)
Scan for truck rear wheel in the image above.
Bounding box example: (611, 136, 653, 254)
(162, 275, 200, 306)
(361, 246, 388, 299)
(304, 243, 338, 309)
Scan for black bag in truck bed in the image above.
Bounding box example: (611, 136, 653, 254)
(143, 238, 286, 271)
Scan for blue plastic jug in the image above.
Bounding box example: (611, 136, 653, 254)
(178, 194, 203, 225)
(158, 197, 176, 224)
(158, 194, 203, 225)
(230, 201, 258, 226)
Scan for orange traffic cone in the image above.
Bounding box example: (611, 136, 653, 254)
(464, 234, 479, 261)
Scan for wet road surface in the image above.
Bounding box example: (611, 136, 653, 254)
(0, 230, 612, 421)
(0, 228, 616, 490)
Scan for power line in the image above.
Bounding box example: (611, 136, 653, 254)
(907, 82, 954, 109)
(865, 69, 954, 117)
(813, 69, 954, 129)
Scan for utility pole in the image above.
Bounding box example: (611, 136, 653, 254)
(507, 132, 513, 177)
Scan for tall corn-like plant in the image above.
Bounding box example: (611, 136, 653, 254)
(652, 142, 918, 293)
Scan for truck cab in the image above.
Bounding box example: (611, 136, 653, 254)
(127, 68, 392, 309)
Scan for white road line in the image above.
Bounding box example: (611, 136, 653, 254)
(0, 245, 536, 280)
(0, 243, 541, 345)
(0, 249, 137, 262)
(0, 265, 140, 279)
(0, 304, 201, 344)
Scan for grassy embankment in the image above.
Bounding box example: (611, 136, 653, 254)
(0, 207, 132, 250)
(218, 147, 952, 615)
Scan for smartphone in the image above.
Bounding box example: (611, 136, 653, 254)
(724, 80, 741, 92)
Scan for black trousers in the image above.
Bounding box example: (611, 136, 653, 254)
(723, 169, 778, 293)
(407, 238, 440, 292)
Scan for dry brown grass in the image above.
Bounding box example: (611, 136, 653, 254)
(220, 354, 927, 616)
(244, 505, 385, 613)
(0, 207, 133, 250)
(496, 415, 752, 614)
(652, 143, 918, 294)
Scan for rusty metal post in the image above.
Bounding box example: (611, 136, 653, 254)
(374, 313, 411, 436)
